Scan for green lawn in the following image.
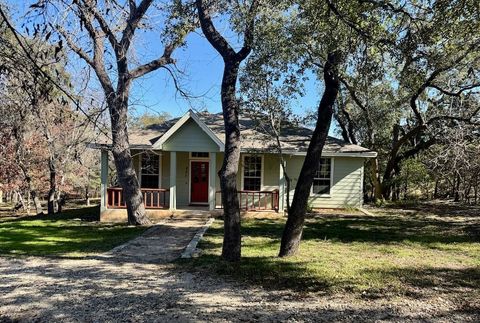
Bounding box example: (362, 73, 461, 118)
(186, 208, 480, 296)
(0, 206, 146, 257)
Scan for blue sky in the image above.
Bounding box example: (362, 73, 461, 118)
(9, 1, 334, 133)
(129, 30, 322, 120)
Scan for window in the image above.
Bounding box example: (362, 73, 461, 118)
(312, 158, 332, 195)
(191, 152, 209, 158)
(141, 153, 160, 188)
(243, 155, 262, 191)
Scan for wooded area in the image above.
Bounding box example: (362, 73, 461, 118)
(0, 0, 478, 261)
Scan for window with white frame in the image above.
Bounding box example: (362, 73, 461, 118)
(243, 155, 262, 191)
(312, 158, 332, 195)
(141, 153, 160, 188)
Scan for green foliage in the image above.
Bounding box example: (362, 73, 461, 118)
(396, 159, 433, 199)
(129, 111, 171, 130)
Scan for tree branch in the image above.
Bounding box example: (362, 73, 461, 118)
(236, 0, 258, 61)
(429, 83, 480, 97)
(195, 0, 237, 61)
(128, 43, 176, 79)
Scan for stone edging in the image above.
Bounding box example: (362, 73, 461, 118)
(181, 218, 215, 259)
(358, 207, 375, 216)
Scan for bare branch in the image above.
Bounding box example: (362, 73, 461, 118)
(429, 83, 480, 97)
(128, 43, 176, 79)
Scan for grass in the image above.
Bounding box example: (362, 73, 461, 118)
(0, 206, 146, 257)
(185, 207, 480, 296)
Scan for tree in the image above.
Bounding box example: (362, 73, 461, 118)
(33, 0, 195, 224)
(196, 0, 259, 261)
(239, 0, 404, 256)
(333, 0, 480, 200)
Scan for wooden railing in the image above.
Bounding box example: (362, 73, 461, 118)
(215, 189, 279, 212)
(107, 188, 169, 209)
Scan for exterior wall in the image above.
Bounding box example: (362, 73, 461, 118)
(176, 152, 190, 206)
(162, 119, 220, 152)
(262, 154, 280, 190)
(285, 156, 365, 208)
(115, 150, 364, 210)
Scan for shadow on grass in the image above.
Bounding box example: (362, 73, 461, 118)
(214, 215, 480, 245)
(182, 214, 480, 295)
(184, 251, 480, 296)
(182, 254, 333, 293)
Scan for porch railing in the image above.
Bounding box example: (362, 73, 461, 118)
(107, 187, 169, 209)
(215, 189, 279, 212)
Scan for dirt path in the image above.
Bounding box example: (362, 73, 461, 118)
(104, 217, 209, 263)
(0, 214, 478, 322)
(0, 255, 477, 322)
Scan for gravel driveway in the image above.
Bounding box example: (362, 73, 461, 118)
(0, 255, 478, 322)
(0, 216, 478, 322)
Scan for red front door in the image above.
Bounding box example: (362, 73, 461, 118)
(191, 161, 209, 203)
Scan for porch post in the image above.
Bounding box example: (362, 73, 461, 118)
(100, 149, 108, 213)
(169, 151, 176, 211)
(278, 159, 285, 213)
(209, 152, 216, 211)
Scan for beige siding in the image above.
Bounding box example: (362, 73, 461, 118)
(285, 156, 364, 208)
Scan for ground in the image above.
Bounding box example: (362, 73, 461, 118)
(0, 206, 146, 257)
(0, 201, 479, 322)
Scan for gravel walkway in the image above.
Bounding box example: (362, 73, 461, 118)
(103, 217, 210, 263)
(0, 216, 478, 322)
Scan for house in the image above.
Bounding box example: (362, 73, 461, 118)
(92, 110, 376, 222)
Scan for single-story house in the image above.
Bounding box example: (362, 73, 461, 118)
(92, 110, 376, 222)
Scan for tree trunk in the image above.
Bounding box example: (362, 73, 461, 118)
(196, 0, 257, 261)
(454, 173, 461, 202)
(370, 158, 383, 202)
(108, 93, 150, 225)
(85, 186, 90, 206)
(31, 191, 43, 215)
(218, 62, 243, 262)
(12, 191, 18, 205)
(47, 158, 56, 215)
(279, 52, 341, 257)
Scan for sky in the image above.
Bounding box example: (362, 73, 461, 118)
(8, 0, 336, 134)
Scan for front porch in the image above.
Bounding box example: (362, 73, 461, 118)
(98, 111, 286, 222)
(105, 187, 280, 212)
(99, 149, 285, 221)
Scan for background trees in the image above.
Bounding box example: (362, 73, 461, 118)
(0, 3, 101, 213)
(29, 0, 195, 224)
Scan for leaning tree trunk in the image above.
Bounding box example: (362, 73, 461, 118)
(279, 52, 341, 257)
(47, 158, 56, 215)
(108, 93, 150, 225)
(218, 62, 243, 261)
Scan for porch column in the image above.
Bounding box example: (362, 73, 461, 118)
(278, 160, 285, 213)
(100, 149, 108, 213)
(209, 152, 216, 211)
(169, 151, 176, 211)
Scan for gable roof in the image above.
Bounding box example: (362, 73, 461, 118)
(95, 110, 376, 157)
(151, 110, 224, 151)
